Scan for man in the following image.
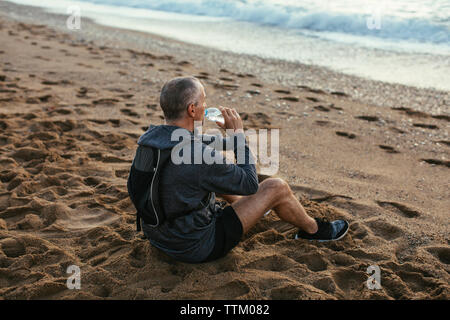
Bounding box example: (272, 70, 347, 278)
(135, 76, 349, 263)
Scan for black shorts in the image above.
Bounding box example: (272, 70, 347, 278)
(203, 205, 243, 262)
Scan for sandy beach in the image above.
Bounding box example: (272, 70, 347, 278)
(0, 1, 449, 299)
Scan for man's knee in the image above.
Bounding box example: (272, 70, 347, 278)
(260, 178, 291, 198)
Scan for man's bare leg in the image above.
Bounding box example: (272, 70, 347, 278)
(216, 194, 242, 204)
(230, 178, 318, 234)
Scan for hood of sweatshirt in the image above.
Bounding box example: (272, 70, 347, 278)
(137, 124, 194, 150)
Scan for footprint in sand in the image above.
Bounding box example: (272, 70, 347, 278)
(270, 283, 334, 300)
(356, 115, 379, 122)
(83, 176, 101, 187)
(177, 60, 191, 66)
(146, 104, 158, 111)
(345, 248, 390, 261)
(214, 83, 240, 90)
(106, 87, 125, 93)
(211, 280, 251, 299)
(413, 123, 439, 130)
(38, 94, 52, 102)
(315, 120, 331, 127)
(431, 114, 450, 122)
(274, 89, 291, 94)
(347, 222, 369, 240)
(86, 152, 127, 164)
(421, 158, 450, 168)
(314, 105, 330, 112)
(376, 201, 422, 218)
(92, 98, 119, 105)
(119, 94, 134, 99)
(391, 107, 430, 118)
(425, 246, 450, 265)
(294, 252, 328, 272)
(246, 89, 261, 95)
(306, 97, 320, 103)
(365, 218, 404, 240)
(0, 135, 10, 146)
(435, 140, 450, 147)
(196, 72, 209, 80)
(108, 119, 121, 128)
(51, 120, 77, 132)
(120, 108, 139, 118)
(0, 237, 26, 257)
(76, 87, 89, 98)
(279, 96, 299, 102)
(88, 119, 108, 125)
(0, 97, 15, 103)
(237, 73, 255, 78)
(312, 277, 337, 294)
(329, 104, 343, 111)
(0, 120, 9, 131)
(378, 145, 399, 154)
(0, 88, 16, 94)
(240, 112, 272, 128)
(41, 79, 71, 86)
(41, 80, 59, 85)
(335, 131, 356, 139)
(25, 98, 41, 104)
(389, 127, 406, 134)
(48, 108, 72, 116)
(330, 91, 348, 97)
(395, 270, 437, 293)
(243, 254, 297, 272)
(12, 147, 49, 162)
(33, 55, 50, 61)
(115, 169, 130, 179)
(101, 155, 130, 164)
(332, 269, 367, 294)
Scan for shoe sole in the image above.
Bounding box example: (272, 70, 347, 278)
(295, 221, 349, 242)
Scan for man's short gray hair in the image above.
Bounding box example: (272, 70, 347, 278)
(159, 76, 203, 121)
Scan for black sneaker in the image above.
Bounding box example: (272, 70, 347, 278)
(295, 218, 349, 242)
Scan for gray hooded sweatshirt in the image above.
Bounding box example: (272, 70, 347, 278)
(137, 124, 258, 263)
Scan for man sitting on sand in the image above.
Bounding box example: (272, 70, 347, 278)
(133, 76, 349, 263)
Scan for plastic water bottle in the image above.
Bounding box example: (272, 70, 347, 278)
(205, 107, 224, 124)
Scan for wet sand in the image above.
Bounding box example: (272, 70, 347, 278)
(0, 2, 449, 299)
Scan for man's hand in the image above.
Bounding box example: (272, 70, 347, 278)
(216, 106, 244, 134)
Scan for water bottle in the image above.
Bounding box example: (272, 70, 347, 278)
(205, 107, 225, 124)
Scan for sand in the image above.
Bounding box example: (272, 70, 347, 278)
(0, 2, 449, 300)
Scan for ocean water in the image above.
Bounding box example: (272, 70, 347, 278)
(7, 0, 450, 90)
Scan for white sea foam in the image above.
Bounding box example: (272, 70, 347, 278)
(71, 0, 450, 44)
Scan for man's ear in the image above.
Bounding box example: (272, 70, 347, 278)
(187, 103, 196, 118)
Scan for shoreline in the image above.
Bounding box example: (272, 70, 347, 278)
(0, 0, 448, 300)
(2, 1, 449, 115)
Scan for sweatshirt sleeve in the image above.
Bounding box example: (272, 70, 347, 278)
(200, 132, 259, 195)
(202, 133, 234, 151)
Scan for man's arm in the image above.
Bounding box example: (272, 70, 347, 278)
(200, 107, 258, 196)
(200, 131, 258, 196)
